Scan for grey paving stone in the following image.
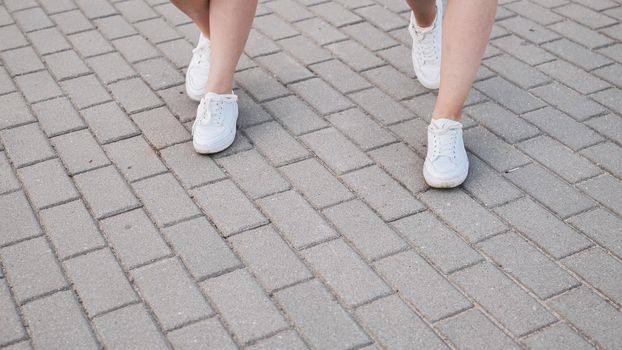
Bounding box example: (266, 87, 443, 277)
(81, 102, 139, 144)
(531, 82, 606, 121)
(543, 39, 611, 71)
(235, 67, 289, 102)
(246, 330, 308, 350)
(244, 121, 309, 166)
(31, 97, 84, 138)
(419, 188, 506, 242)
(257, 190, 338, 249)
(104, 136, 166, 182)
(0, 93, 35, 130)
(113, 35, 160, 64)
(163, 217, 241, 280)
(326, 40, 384, 72)
(115, 0, 157, 23)
(266, 0, 314, 22)
(216, 149, 290, 199)
(277, 35, 332, 65)
(39, 200, 105, 260)
(0, 152, 19, 194)
(522, 323, 594, 350)
(517, 135, 601, 183)
(492, 35, 555, 66)
(310, 60, 371, 94)
(580, 142, 622, 178)
(548, 20, 614, 50)
(43, 51, 91, 86)
(167, 317, 238, 350)
(74, 165, 140, 219)
(1, 123, 55, 168)
(64, 248, 137, 317)
(593, 63, 622, 87)
(135, 58, 184, 90)
(569, 208, 622, 259)
(586, 114, 622, 145)
(464, 124, 533, 171)
(392, 211, 483, 274)
(74, 0, 116, 18)
(275, 279, 370, 350)
(0, 280, 26, 346)
(294, 17, 347, 45)
(578, 174, 622, 217)
(363, 65, 426, 100)
(301, 127, 372, 175)
(87, 52, 137, 84)
(157, 85, 197, 123)
(548, 286, 622, 349)
(281, 159, 352, 209)
(341, 166, 424, 221)
(157, 38, 194, 69)
(464, 101, 540, 143)
(290, 78, 354, 115)
(554, 3, 616, 29)
(437, 308, 520, 350)
(255, 52, 313, 85)
(450, 262, 556, 336)
(50, 9, 93, 35)
(26, 27, 70, 55)
(461, 155, 522, 207)
(1, 46, 45, 76)
(310, 2, 361, 27)
(496, 197, 592, 259)
(497, 16, 560, 44)
(374, 250, 472, 321)
(51, 129, 110, 175)
(132, 257, 213, 330)
(0, 237, 67, 304)
(236, 89, 273, 129)
(537, 60, 609, 95)
(67, 30, 114, 58)
(243, 28, 279, 58)
(356, 294, 449, 350)
(22, 291, 97, 350)
(17, 158, 79, 210)
(478, 231, 579, 299)
(506, 163, 596, 218)
(134, 107, 190, 149)
(327, 108, 396, 151)
(303, 238, 391, 307)
(563, 246, 622, 304)
(591, 87, 622, 116)
(0, 67, 16, 95)
(475, 76, 545, 114)
(505, 0, 563, 25)
(229, 225, 312, 292)
(377, 44, 413, 76)
(153, 3, 192, 26)
(109, 78, 162, 114)
(100, 208, 170, 269)
(369, 142, 427, 193)
(93, 304, 168, 350)
(192, 179, 267, 236)
(263, 95, 328, 136)
(348, 88, 413, 125)
(0, 25, 28, 51)
(0, 191, 41, 246)
(159, 142, 225, 189)
(522, 107, 603, 151)
(342, 21, 397, 51)
(202, 269, 288, 344)
(135, 17, 181, 44)
(137, 172, 199, 222)
(60, 74, 112, 110)
(14, 70, 63, 104)
(93, 15, 136, 40)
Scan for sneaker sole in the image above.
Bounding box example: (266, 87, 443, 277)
(423, 162, 468, 189)
(193, 129, 236, 154)
(186, 83, 204, 102)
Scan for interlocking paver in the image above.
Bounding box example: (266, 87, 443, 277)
(202, 269, 288, 344)
(3, 1, 622, 347)
(0, 237, 68, 304)
(22, 291, 98, 350)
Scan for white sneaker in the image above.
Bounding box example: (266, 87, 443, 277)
(423, 118, 468, 188)
(409, 0, 443, 89)
(192, 92, 238, 154)
(186, 33, 211, 102)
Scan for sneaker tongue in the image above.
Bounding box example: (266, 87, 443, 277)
(431, 118, 461, 129)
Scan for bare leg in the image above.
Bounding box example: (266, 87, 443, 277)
(169, 0, 210, 38)
(206, 0, 257, 94)
(405, 0, 437, 27)
(432, 0, 497, 120)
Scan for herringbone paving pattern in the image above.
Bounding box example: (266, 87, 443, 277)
(1, 0, 622, 348)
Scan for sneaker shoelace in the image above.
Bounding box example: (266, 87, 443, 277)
(412, 25, 439, 65)
(192, 94, 236, 135)
(191, 45, 210, 66)
(430, 125, 460, 161)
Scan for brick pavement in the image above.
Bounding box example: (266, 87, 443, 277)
(1, 0, 621, 348)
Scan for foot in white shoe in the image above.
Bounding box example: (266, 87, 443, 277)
(423, 118, 469, 188)
(186, 33, 211, 102)
(192, 92, 238, 154)
(409, 0, 443, 89)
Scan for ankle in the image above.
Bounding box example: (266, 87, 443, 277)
(413, 6, 437, 28)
